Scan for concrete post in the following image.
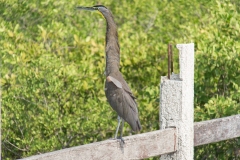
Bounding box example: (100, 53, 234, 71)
(160, 43, 194, 160)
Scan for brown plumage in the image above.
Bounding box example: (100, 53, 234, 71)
(77, 5, 141, 139)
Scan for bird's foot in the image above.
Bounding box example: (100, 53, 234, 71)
(109, 137, 125, 143)
(117, 136, 125, 148)
(109, 137, 125, 150)
(109, 137, 125, 147)
(117, 136, 125, 144)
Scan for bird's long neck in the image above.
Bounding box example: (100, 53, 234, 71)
(104, 13, 120, 76)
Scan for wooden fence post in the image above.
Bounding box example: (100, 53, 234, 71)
(160, 43, 194, 159)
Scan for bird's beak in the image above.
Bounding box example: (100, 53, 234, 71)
(76, 6, 98, 11)
(76, 6, 105, 19)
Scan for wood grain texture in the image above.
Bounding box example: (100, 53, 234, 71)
(194, 114, 240, 146)
(20, 115, 240, 160)
(20, 128, 176, 160)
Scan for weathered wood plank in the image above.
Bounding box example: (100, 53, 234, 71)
(20, 128, 176, 160)
(20, 114, 240, 160)
(194, 114, 240, 146)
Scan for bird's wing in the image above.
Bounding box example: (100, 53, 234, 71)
(122, 87, 138, 112)
(106, 74, 140, 130)
(106, 76, 122, 88)
(121, 79, 137, 100)
(107, 74, 138, 112)
(107, 74, 136, 99)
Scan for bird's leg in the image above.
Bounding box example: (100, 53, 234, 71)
(114, 116, 122, 139)
(113, 116, 125, 148)
(119, 119, 125, 145)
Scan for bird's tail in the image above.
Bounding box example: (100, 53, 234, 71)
(133, 119, 142, 132)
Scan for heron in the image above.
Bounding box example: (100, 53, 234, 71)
(77, 5, 141, 142)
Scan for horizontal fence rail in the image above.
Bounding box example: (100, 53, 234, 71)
(21, 114, 240, 160)
(21, 128, 177, 160)
(194, 114, 240, 146)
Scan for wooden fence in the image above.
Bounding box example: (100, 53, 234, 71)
(21, 43, 240, 160)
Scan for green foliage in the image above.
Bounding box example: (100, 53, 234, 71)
(195, 97, 240, 159)
(193, 1, 240, 159)
(1, 0, 240, 159)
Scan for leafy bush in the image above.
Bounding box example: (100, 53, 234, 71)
(193, 1, 240, 159)
(1, 0, 239, 159)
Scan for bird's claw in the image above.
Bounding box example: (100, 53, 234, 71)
(109, 137, 125, 143)
(117, 136, 125, 149)
(117, 137, 125, 144)
(109, 137, 125, 148)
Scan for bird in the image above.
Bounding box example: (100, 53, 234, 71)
(76, 5, 141, 142)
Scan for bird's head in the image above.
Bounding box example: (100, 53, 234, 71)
(76, 5, 110, 19)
